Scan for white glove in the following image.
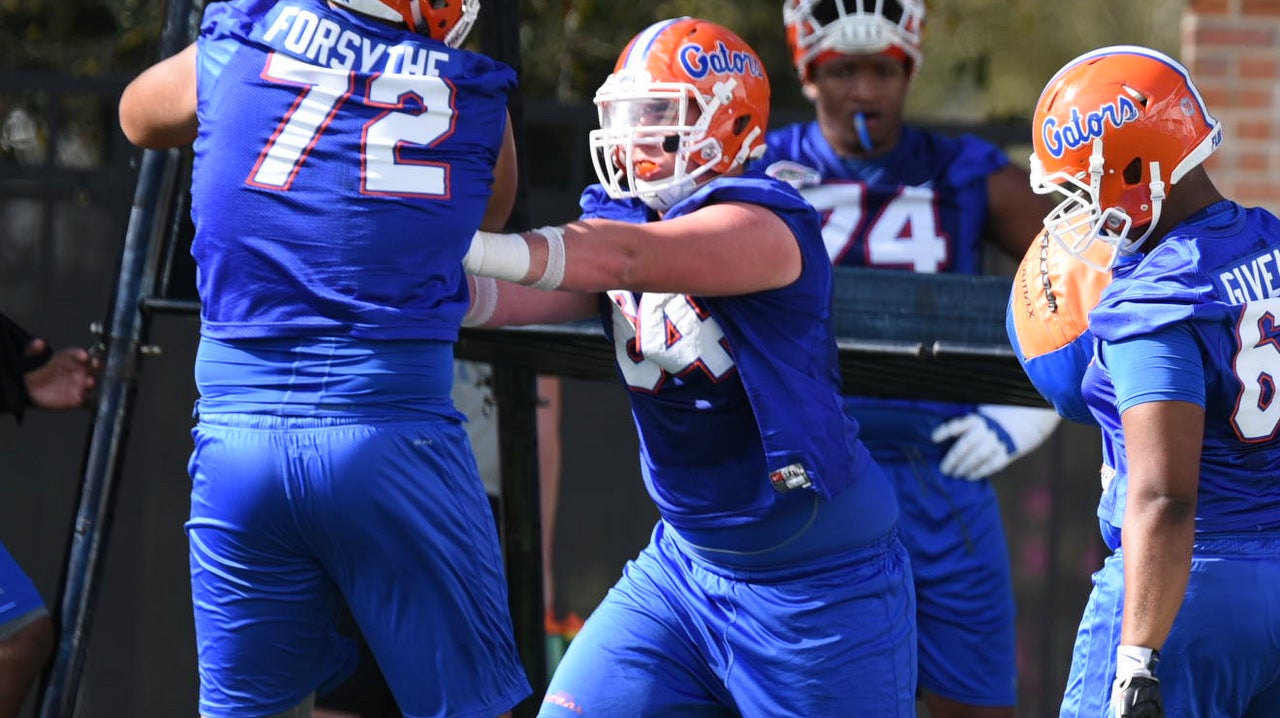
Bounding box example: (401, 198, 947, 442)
(1111, 645, 1163, 717)
(931, 404, 1061, 480)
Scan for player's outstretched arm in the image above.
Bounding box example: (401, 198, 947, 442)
(119, 43, 199, 149)
(462, 276, 598, 329)
(466, 202, 802, 297)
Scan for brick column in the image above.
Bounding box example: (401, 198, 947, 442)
(1183, 0, 1280, 213)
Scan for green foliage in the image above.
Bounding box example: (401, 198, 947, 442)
(13, 0, 1184, 122)
(910, 0, 1184, 121)
(517, 0, 1185, 119)
(517, 1, 804, 104)
(0, 0, 165, 74)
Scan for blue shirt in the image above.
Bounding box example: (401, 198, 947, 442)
(579, 172, 898, 547)
(759, 123, 1010, 450)
(1085, 200, 1280, 540)
(191, 0, 516, 341)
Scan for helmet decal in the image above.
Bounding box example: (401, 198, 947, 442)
(1039, 97, 1141, 159)
(678, 42, 766, 80)
(1039, 45, 1217, 126)
(618, 18, 682, 71)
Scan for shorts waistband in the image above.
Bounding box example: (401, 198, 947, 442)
(1191, 532, 1280, 556)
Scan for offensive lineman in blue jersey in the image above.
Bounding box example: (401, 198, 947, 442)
(1016, 46, 1280, 718)
(461, 17, 916, 718)
(117, 1, 530, 716)
(758, 3, 1058, 717)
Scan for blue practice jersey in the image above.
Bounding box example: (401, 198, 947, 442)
(190, 0, 516, 341)
(1085, 201, 1280, 539)
(759, 123, 1010, 446)
(579, 172, 895, 541)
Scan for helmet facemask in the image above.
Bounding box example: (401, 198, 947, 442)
(1030, 139, 1167, 272)
(436, 0, 478, 48)
(590, 73, 741, 212)
(785, 0, 925, 81)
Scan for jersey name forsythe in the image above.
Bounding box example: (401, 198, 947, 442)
(261, 5, 454, 76)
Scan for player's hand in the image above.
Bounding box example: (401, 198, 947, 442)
(931, 404, 1061, 480)
(23, 345, 100, 411)
(1112, 645, 1163, 718)
(1111, 675, 1163, 717)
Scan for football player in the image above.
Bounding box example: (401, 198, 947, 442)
(463, 17, 918, 717)
(1026, 45, 1280, 718)
(117, 1, 529, 716)
(757, 2, 1058, 716)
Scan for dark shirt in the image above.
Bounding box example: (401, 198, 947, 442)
(0, 313, 50, 420)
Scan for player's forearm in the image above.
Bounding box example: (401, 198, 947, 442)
(463, 275, 596, 328)
(465, 221, 657, 294)
(464, 205, 801, 296)
(1119, 489, 1195, 650)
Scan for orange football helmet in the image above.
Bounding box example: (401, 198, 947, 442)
(1030, 45, 1223, 270)
(588, 17, 771, 212)
(783, 0, 926, 81)
(330, 0, 478, 47)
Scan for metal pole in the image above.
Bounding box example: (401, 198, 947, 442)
(491, 366, 546, 714)
(478, 1, 548, 713)
(35, 1, 195, 714)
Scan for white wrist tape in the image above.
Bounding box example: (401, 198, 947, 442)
(531, 225, 566, 291)
(462, 276, 498, 327)
(464, 230, 531, 283)
(1116, 645, 1159, 680)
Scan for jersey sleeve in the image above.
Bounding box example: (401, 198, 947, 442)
(1090, 242, 1203, 343)
(1104, 325, 1206, 413)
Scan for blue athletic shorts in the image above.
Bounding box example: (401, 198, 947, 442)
(188, 413, 530, 718)
(1060, 534, 1280, 718)
(0, 540, 46, 640)
(878, 447, 1017, 707)
(539, 521, 917, 718)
